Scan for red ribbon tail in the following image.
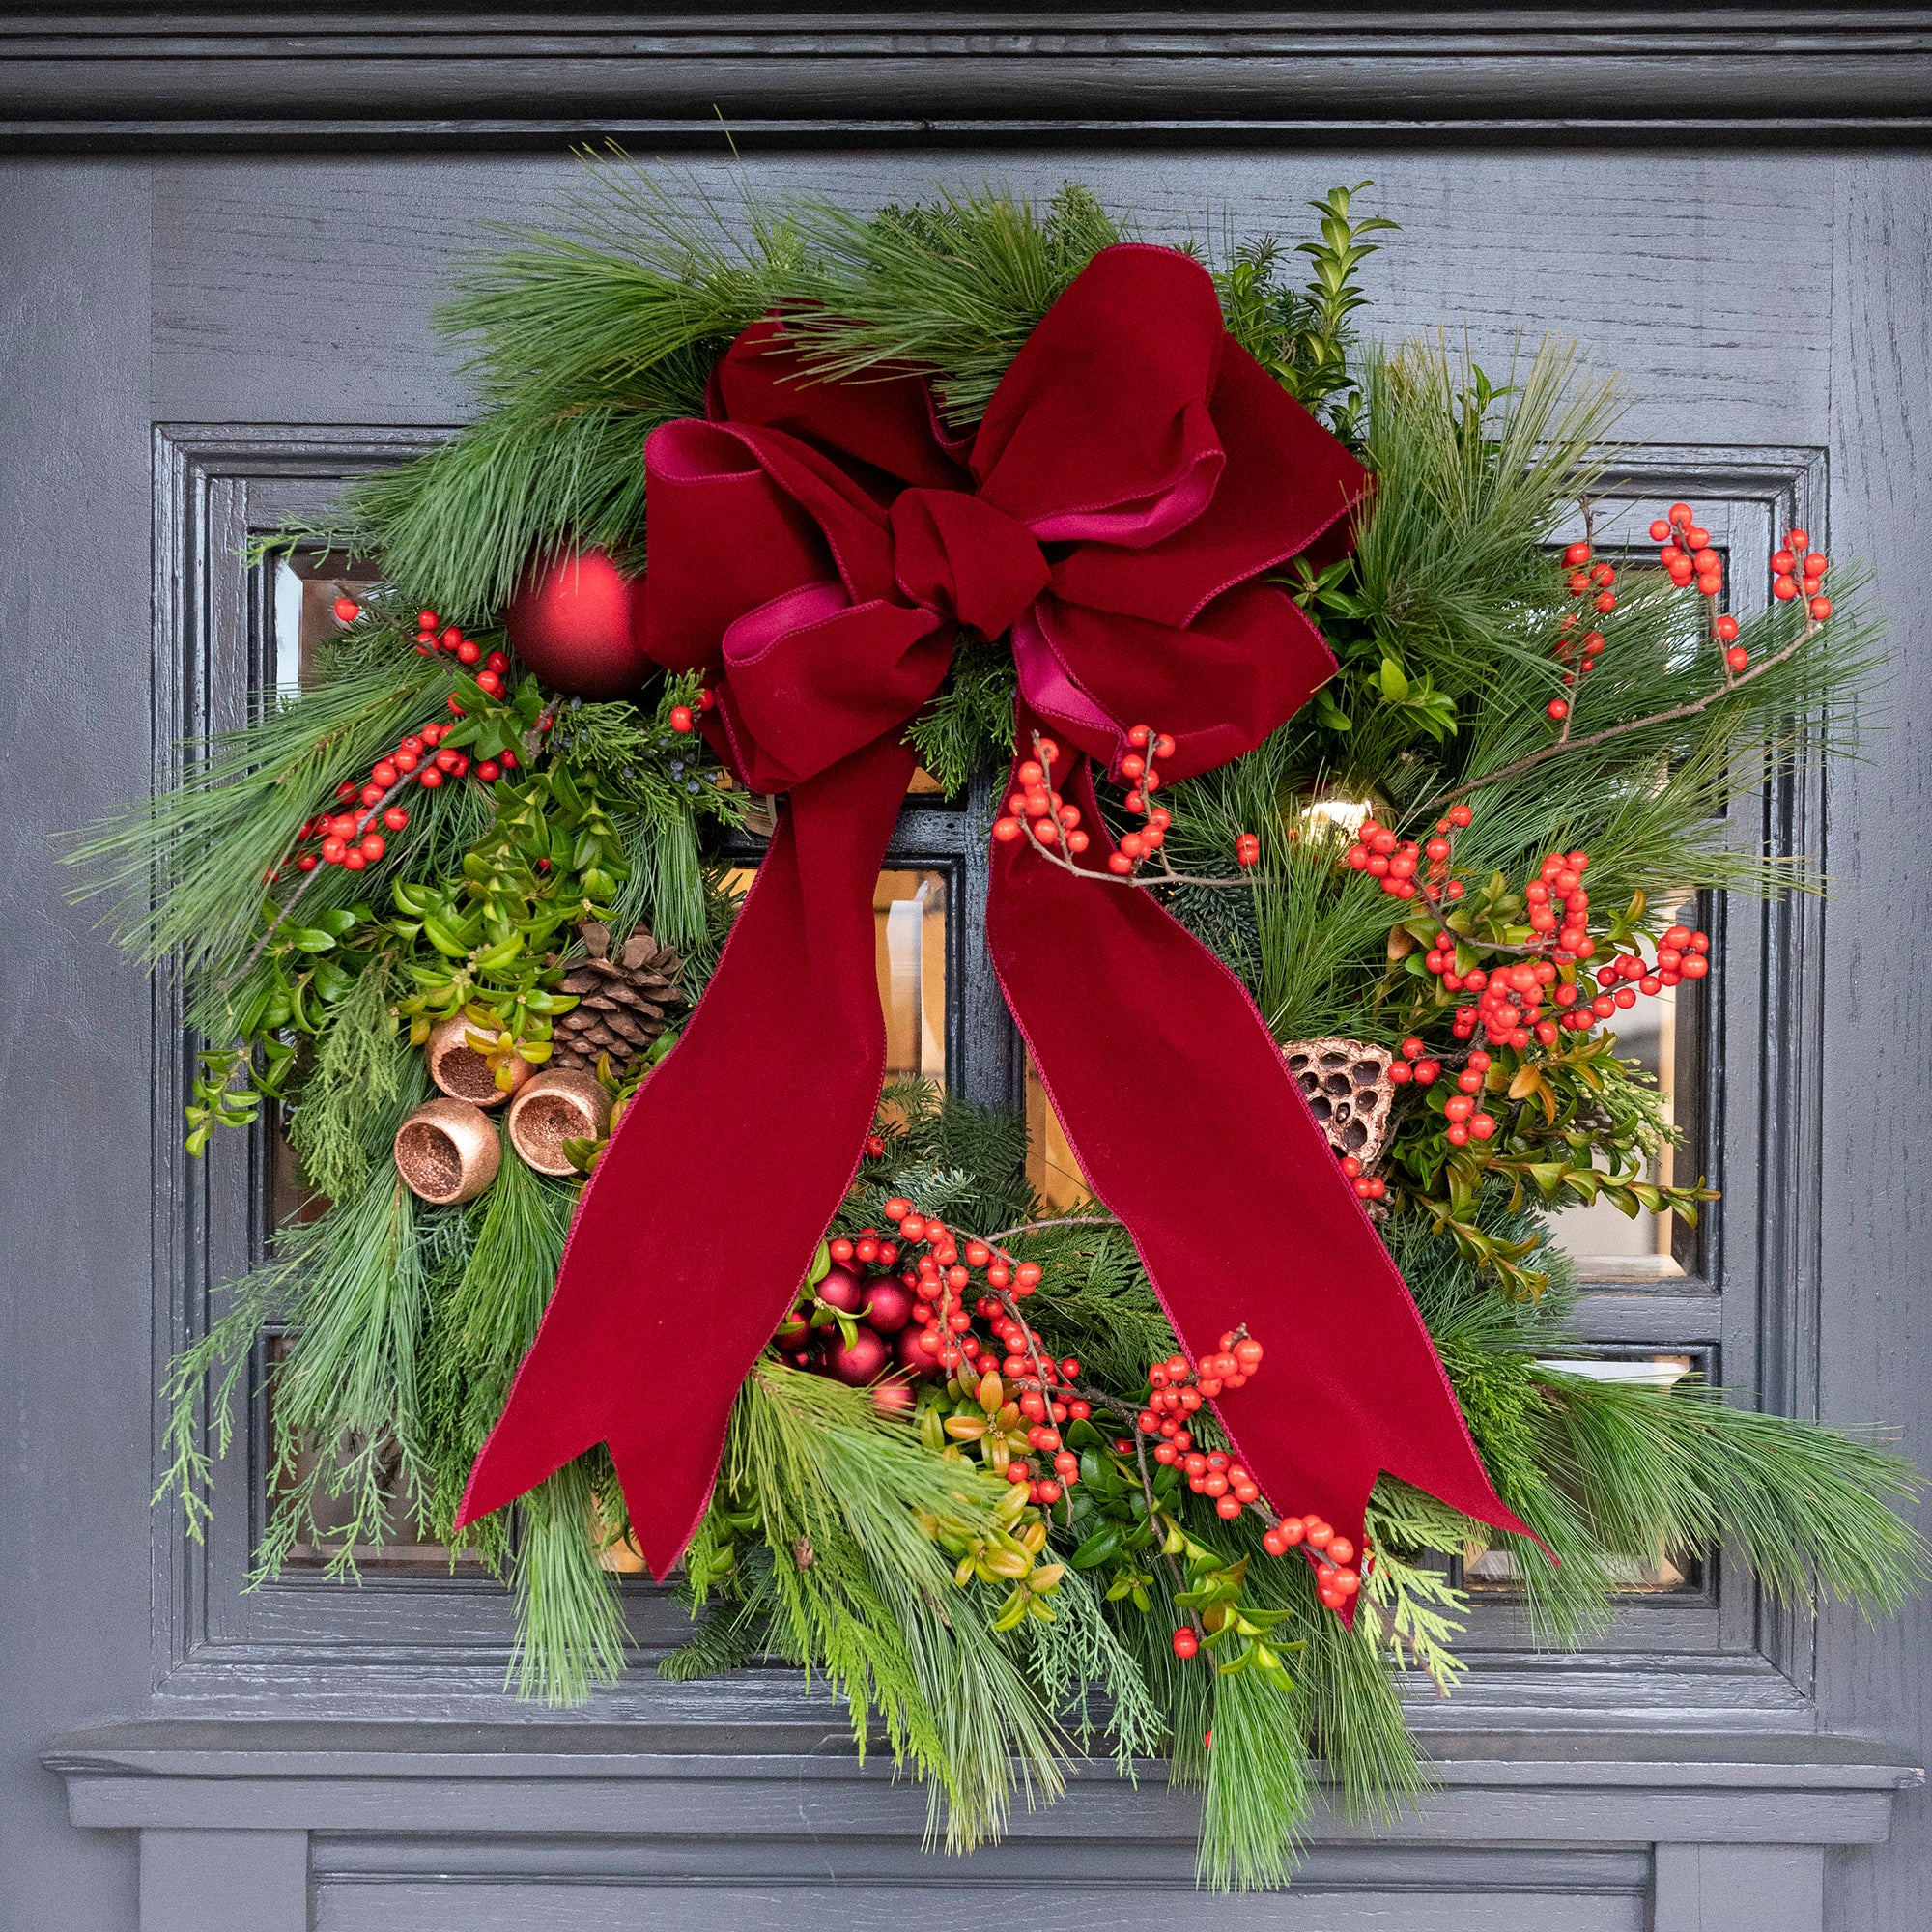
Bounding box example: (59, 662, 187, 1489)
(456, 734, 917, 1577)
(988, 738, 1540, 1583)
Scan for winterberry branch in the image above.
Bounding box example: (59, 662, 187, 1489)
(1415, 621, 1817, 822)
(981, 1212, 1122, 1246)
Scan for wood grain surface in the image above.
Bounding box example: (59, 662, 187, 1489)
(4, 50, 1931, 1932)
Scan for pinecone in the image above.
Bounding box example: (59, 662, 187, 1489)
(551, 923, 685, 1077)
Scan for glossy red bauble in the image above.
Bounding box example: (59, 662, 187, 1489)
(894, 1324, 945, 1378)
(815, 1264, 866, 1314)
(861, 1278, 915, 1335)
(505, 548, 654, 699)
(826, 1327, 890, 1387)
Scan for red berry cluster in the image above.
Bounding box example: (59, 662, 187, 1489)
(1344, 804, 1472, 901)
(1260, 1516, 1363, 1609)
(992, 726, 1189, 876)
(411, 608, 512, 700)
(1651, 504, 1723, 598)
(668, 689, 716, 734)
(993, 734, 1085, 853)
(1561, 536, 1621, 617)
(1771, 528, 1833, 624)
(1548, 537, 1616, 719)
(1136, 1337, 1260, 1453)
(288, 712, 518, 876)
(1587, 921, 1711, 1012)
(1392, 1037, 1442, 1090)
(1136, 1335, 1264, 1468)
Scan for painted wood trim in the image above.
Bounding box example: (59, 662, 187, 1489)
(4, 12, 1932, 151)
(50, 1722, 1922, 1848)
(139, 1830, 307, 1932)
(1653, 1842, 1828, 1932)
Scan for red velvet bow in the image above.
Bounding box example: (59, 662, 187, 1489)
(459, 245, 1533, 1577)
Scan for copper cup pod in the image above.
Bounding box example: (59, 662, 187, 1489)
(425, 1012, 533, 1108)
(505, 1068, 613, 1177)
(393, 1097, 501, 1205)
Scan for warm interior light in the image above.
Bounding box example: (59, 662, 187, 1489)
(1298, 796, 1376, 838)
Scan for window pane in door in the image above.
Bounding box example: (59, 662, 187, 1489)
(720, 865, 951, 1089)
(1546, 898, 1707, 1283)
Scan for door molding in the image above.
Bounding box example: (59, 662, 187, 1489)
(4, 12, 1932, 153)
(45, 1721, 1922, 1932)
(151, 423, 1838, 1737)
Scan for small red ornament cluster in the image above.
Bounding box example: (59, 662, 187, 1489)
(772, 1191, 1370, 1617)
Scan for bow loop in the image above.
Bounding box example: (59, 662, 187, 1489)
(971, 247, 1228, 548)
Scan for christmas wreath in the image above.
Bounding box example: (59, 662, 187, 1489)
(74, 164, 1924, 1888)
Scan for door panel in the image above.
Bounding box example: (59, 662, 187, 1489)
(4, 102, 1930, 1932)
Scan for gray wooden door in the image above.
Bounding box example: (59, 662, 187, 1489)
(4, 14, 1930, 1932)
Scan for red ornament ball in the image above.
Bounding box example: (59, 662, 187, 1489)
(861, 1278, 915, 1335)
(894, 1324, 945, 1379)
(826, 1328, 891, 1387)
(505, 548, 654, 699)
(815, 1265, 866, 1315)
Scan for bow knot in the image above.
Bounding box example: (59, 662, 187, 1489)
(888, 486, 1049, 639)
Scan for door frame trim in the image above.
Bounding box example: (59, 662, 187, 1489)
(5, 12, 1932, 154)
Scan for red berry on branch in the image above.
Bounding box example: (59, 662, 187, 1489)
(1649, 519, 1671, 541)
(332, 596, 360, 623)
(1808, 596, 1832, 620)
(1725, 646, 1750, 672)
(1547, 699, 1569, 721)
(1172, 1627, 1199, 1659)
(1787, 527, 1809, 551)
(669, 706, 694, 732)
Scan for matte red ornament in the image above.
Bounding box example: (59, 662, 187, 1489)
(504, 548, 653, 698)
